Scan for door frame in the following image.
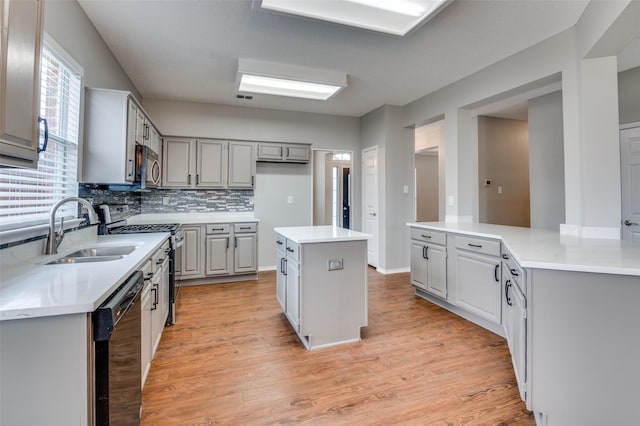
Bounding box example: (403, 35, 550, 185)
(362, 146, 379, 267)
(620, 122, 640, 243)
(311, 148, 353, 228)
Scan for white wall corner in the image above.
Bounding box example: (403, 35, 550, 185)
(444, 215, 474, 223)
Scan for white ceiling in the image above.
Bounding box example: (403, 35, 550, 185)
(77, 0, 594, 118)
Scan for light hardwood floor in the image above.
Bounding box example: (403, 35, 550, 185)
(141, 269, 534, 425)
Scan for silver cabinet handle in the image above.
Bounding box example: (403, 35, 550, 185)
(624, 219, 638, 226)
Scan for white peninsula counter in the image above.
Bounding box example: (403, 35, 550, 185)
(273, 226, 370, 350)
(407, 222, 640, 426)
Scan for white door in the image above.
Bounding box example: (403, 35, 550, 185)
(363, 147, 379, 267)
(621, 126, 640, 243)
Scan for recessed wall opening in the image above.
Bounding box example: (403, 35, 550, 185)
(414, 119, 444, 222)
(473, 85, 565, 230)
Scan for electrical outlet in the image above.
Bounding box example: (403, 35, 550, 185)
(403, 185, 409, 193)
(498, 186, 503, 195)
(328, 258, 343, 271)
(287, 196, 293, 204)
(162, 197, 170, 205)
(448, 196, 454, 206)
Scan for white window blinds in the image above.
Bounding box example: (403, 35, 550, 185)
(0, 40, 82, 230)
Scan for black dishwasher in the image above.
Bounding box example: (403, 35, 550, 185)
(93, 271, 144, 425)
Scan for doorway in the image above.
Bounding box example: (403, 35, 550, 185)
(620, 125, 640, 243)
(312, 150, 352, 229)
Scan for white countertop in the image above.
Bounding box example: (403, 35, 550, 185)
(0, 233, 168, 321)
(127, 212, 259, 225)
(274, 226, 371, 244)
(408, 222, 640, 276)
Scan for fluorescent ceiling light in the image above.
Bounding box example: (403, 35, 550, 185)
(258, 0, 452, 36)
(237, 58, 347, 101)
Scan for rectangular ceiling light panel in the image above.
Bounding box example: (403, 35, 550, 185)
(239, 74, 343, 100)
(259, 0, 451, 36)
(237, 58, 347, 101)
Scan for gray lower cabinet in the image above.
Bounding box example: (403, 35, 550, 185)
(502, 260, 527, 401)
(409, 228, 447, 298)
(142, 240, 170, 388)
(176, 225, 204, 278)
(450, 235, 502, 324)
(179, 222, 258, 282)
(206, 233, 232, 275)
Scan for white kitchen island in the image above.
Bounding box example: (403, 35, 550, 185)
(273, 226, 370, 350)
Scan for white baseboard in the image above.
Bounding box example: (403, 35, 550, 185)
(376, 267, 410, 275)
(259, 265, 277, 272)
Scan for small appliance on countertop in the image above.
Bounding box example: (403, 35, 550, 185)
(98, 204, 183, 325)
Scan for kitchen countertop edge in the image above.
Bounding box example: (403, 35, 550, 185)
(407, 222, 640, 277)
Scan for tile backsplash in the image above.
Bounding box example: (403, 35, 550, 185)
(78, 184, 254, 216)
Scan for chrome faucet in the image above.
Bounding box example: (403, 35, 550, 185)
(46, 197, 100, 255)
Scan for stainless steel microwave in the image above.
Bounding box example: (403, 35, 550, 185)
(135, 145, 161, 189)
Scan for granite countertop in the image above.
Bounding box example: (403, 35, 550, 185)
(127, 212, 259, 225)
(0, 233, 168, 321)
(408, 222, 640, 276)
(274, 226, 371, 244)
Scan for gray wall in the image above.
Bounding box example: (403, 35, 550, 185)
(360, 105, 413, 272)
(44, 1, 139, 96)
(529, 91, 566, 230)
(142, 99, 360, 269)
(43, 1, 140, 183)
(415, 153, 439, 221)
(619, 67, 640, 125)
(477, 117, 530, 227)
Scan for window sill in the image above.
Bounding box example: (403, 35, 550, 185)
(0, 219, 90, 248)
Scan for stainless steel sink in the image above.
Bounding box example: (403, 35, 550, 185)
(65, 245, 137, 257)
(46, 245, 137, 265)
(47, 255, 124, 265)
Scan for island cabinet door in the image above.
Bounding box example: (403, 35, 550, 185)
(452, 249, 502, 324)
(276, 237, 286, 311)
(285, 256, 300, 332)
(410, 240, 427, 290)
(425, 244, 447, 299)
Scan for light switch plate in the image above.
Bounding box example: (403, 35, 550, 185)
(287, 195, 293, 204)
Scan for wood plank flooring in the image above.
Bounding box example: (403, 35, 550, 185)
(141, 269, 534, 425)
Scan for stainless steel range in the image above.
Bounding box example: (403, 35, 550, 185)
(98, 205, 184, 325)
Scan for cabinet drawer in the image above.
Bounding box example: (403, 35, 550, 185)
(454, 235, 500, 257)
(410, 228, 446, 245)
(152, 247, 166, 273)
(206, 224, 231, 234)
(234, 223, 257, 233)
(285, 239, 299, 262)
(275, 234, 285, 249)
(501, 248, 525, 292)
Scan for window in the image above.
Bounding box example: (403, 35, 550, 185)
(0, 38, 82, 230)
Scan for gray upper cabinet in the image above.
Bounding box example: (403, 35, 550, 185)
(163, 138, 255, 189)
(0, 0, 44, 169)
(228, 141, 256, 187)
(256, 142, 311, 163)
(83, 89, 154, 184)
